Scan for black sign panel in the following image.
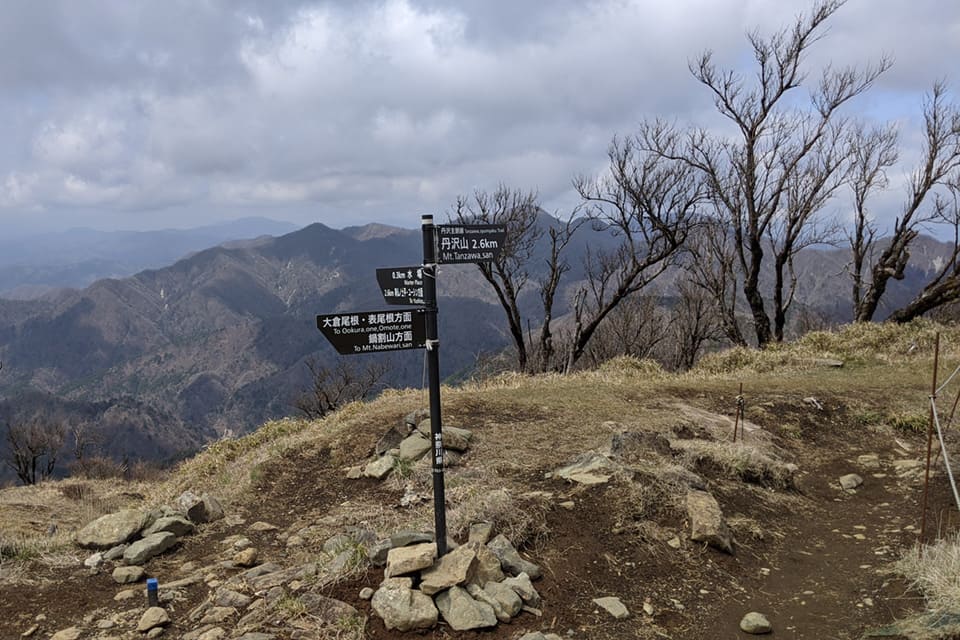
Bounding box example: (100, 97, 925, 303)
(317, 309, 426, 355)
(376, 266, 425, 306)
(435, 224, 506, 264)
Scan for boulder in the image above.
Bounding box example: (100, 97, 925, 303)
(468, 522, 494, 546)
(178, 492, 225, 524)
(554, 453, 617, 485)
(839, 474, 863, 490)
(390, 531, 434, 548)
(686, 490, 734, 554)
(371, 578, 438, 631)
(142, 515, 196, 538)
(363, 455, 395, 480)
(398, 434, 431, 461)
(123, 532, 178, 565)
(137, 607, 170, 632)
(487, 534, 542, 579)
(466, 541, 505, 585)
(435, 586, 498, 631)
(75, 509, 147, 549)
(740, 611, 772, 634)
(479, 581, 523, 619)
(112, 566, 145, 584)
(368, 539, 392, 566)
(384, 542, 437, 577)
(419, 545, 476, 595)
(593, 596, 629, 619)
(215, 589, 253, 609)
(501, 572, 541, 607)
(376, 425, 407, 456)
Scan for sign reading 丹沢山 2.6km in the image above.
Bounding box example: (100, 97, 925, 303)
(435, 224, 506, 264)
(376, 266, 425, 306)
(316, 310, 426, 355)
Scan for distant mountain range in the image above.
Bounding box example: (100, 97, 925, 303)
(0, 215, 954, 480)
(0, 217, 298, 299)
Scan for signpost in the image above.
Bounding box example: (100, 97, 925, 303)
(376, 266, 425, 306)
(435, 224, 506, 264)
(316, 215, 504, 556)
(316, 310, 426, 355)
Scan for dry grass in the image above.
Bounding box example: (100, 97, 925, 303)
(671, 439, 795, 489)
(896, 536, 960, 613)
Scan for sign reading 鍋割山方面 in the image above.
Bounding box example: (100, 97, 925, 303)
(316, 309, 426, 355)
(435, 224, 506, 264)
(376, 266, 425, 306)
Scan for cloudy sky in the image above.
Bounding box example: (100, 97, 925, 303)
(0, 0, 958, 235)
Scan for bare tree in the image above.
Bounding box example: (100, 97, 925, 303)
(568, 134, 703, 369)
(452, 187, 541, 372)
(4, 415, 66, 485)
(668, 280, 723, 371)
(684, 216, 748, 346)
(583, 294, 668, 368)
(849, 84, 960, 322)
(294, 357, 387, 420)
(452, 186, 583, 373)
(649, 1, 889, 346)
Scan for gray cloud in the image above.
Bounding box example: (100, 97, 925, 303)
(0, 0, 957, 233)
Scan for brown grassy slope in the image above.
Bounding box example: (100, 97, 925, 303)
(1, 319, 959, 639)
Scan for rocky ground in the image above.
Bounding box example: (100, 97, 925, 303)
(1, 334, 957, 639)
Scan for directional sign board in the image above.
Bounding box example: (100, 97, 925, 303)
(376, 266, 425, 306)
(435, 224, 506, 264)
(317, 310, 426, 355)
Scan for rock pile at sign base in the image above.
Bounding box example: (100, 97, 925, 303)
(366, 523, 543, 633)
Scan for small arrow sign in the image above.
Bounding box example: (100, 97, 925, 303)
(435, 224, 506, 264)
(376, 266, 425, 306)
(317, 309, 426, 355)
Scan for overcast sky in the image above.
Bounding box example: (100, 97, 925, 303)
(0, 0, 957, 235)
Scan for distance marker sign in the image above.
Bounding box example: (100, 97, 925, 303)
(317, 310, 426, 355)
(376, 266, 425, 306)
(435, 224, 506, 264)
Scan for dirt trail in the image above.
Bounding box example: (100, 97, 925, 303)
(706, 432, 938, 639)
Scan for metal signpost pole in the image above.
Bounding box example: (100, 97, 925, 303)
(421, 214, 447, 557)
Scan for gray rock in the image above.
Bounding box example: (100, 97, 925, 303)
(376, 425, 407, 456)
(368, 539, 392, 566)
(435, 586, 498, 631)
(740, 611, 772, 634)
(363, 455, 395, 480)
(468, 522, 494, 545)
(390, 531, 434, 548)
(142, 515, 196, 538)
(686, 490, 734, 554)
(234, 634, 276, 640)
(179, 492, 225, 524)
(480, 581, 523, 620)
(857, 454, 881, 469)
(554, 453, 617, 485)
(466, 583, 510, 622)
(839, 473, 864, 490)
(123, 532, 178, 565)
(234, 547, 258, 567)
(466, 541, 504, 585)
(487, 534, 542, 579)
(111, 566, 145, 584)
(75, 509, 147, 549)
(420, 545, 476, 595)
(398, 433, 431, 461)
(371, 578, 438, 631)
(137, 607, 170, 632)
(103, 544, 127, 561)
(83, 552, 104, 568)
(501, 572, 541, 607)
(200, 607, 238, 624)
(359, 587, 374, 600)
(50, 628, 81, 640)
(405, 409, 430, 429)
(593, 596, 629, 619)
(384, 542, 436, 577)
(248, 521, 278, 532)
(444, 426, 473, 451)
(197, 629, 227, 640)
(214, 589, 252, 609)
